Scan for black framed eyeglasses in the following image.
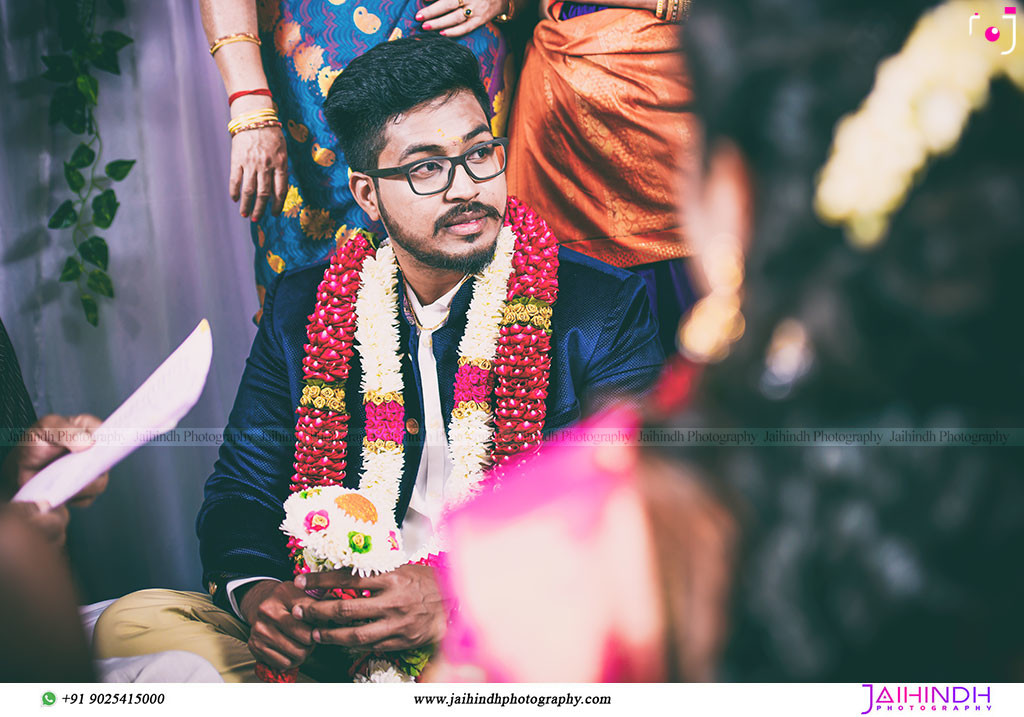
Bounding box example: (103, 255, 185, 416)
(361, 138, 509, 196)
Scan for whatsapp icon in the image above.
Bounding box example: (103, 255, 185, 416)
(42, 692, 56, 706)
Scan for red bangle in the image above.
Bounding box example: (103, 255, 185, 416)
(228, 88, 273, 105)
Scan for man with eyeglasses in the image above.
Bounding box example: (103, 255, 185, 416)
(93, 36, 664, 682)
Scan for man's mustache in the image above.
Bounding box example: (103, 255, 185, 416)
(434, 202, 503, 234)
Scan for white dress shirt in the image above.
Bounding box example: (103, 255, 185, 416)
(400, 278, 460, 558)
(226, 277, 462, 619)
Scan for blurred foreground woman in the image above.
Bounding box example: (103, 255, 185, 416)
(433, 0, 1024, 681)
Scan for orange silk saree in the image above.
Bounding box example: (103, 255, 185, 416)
(508, 9, 697, 268)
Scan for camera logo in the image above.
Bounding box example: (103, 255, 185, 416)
(970, 6, 1017, 54)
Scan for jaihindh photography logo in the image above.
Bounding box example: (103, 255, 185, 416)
(861, 685, 993, 714)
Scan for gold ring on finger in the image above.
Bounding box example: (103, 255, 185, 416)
(464, 7, 473, 17)
(457, 0, 465, 7)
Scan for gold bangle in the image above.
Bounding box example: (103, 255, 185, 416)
(229, 120, 282, 137)
(228, 109, 279, 134)
(655, 0, 666, 20)
(669, 0, 679, 22)
(228, 108, 278, 122)
(494, 0, 515, 23)
(227, 111, 278, 132)
(209, 32, 261, 56)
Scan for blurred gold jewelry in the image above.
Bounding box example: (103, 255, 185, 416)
(228, 108, 278, 130)
(495, 0, 515, 23)
(228, 109, 280, 135)
(678, 235, 745, 363)
(655, 0, 666, 20)
(209, 32, 260, 56)
(464, 7, 473, 17)
(229, 120, 282, 137)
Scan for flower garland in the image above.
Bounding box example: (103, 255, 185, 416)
(274, 197, 559, 681)
(292, 229, 374, 494)
(490, 198, 559, 469)
(352, 243, 407, 510)
(292, 197, 558, 526)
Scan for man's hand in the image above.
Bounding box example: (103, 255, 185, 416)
(3, 414, 108, 506)
(1, 414, 108, 547)
(2, 501, 70, 548)
(239, 579, 316, 671)
(292, 564, 447, 652)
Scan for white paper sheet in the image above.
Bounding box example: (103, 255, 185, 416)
(14, 319, 213, 508)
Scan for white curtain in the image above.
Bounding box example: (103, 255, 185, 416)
(1, 1, 260, 601)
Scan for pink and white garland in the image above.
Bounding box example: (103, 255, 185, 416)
(273, 197, 558, 681)
(292, 196, 558, 525)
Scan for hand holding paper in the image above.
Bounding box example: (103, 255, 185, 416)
(13, 319, 213, 509)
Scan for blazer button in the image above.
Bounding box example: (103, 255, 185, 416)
(406, 418, 420, 435)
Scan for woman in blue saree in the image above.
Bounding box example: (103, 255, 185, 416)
(200, 0, 515, 321)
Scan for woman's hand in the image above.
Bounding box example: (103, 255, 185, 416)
(229, 124, 289, 223)
(417, 0, 508, 37)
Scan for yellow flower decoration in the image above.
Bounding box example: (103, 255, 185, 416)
(266, 250, 286, 274)
(501, 302, 552, 331)
(300, 206, 335, 240)
(287, 120, 309, 143)
(274, 20, 302, 56)
(453, 400, 491, 420)
(335, 493, 379, 524)
(301, 383, 345, 410)
(312, 143, 337, 167)
(318, 65, 343, 98)
(363, 438, 399, 453)
(365, 390, 404, 405)
(293, 42, 325, 82)
(458, 357, 493, 370)
(491, 89, 508, 137)
(335, 226, 377, 249)
(282, 185, 303, 218)
(490, 54, 517, 136)
(353, 7, 382, 34)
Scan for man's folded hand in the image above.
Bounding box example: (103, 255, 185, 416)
(292, 564, 447, 652)
(240, 579, 316, 671)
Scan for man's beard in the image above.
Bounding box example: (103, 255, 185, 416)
(379, 199, 502, 275)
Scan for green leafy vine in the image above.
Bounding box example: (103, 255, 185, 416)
(43, 0, 134, 326)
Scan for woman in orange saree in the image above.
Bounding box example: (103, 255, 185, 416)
(508, 2, 697, 353)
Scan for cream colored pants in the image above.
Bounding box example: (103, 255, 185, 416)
(93, 589, 265, 683)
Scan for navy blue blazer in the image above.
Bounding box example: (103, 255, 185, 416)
(198, 246, 664, 609)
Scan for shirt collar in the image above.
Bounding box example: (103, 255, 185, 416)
(404, 275, 467, 325)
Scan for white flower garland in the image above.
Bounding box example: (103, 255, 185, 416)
(351, 230, 518, 563)
(445, 225, 516, 506)
(355, 658, 417, 683)
(353, 243, 405, 506)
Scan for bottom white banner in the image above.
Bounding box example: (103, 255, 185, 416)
(0, 683, 1014, 717)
